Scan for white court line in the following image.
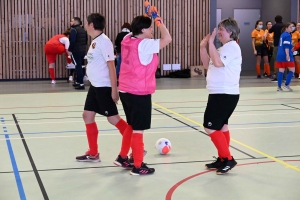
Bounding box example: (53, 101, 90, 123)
(0, 130, 197, 140)
(2, 111, 300, 126)
(1, 124, 300, 141)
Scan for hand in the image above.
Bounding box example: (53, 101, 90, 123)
(67, 50, 72, 56)
(254, 50, 257, 55)
(144, 1, 152, 18)
(286, 55, 290, 61)
(150, 6, 163, 27)
(209, 28, 217, 43)
(200, 34, 210, 48)
(111, 89, 119, 104)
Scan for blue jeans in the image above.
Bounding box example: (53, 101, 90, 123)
(116, 53, 121, 77)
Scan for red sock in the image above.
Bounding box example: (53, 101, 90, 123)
(48, 68, 55, 80)
(85, 122, 99, 156)
(210, 130, 232, 160)
(115, 119, 127, 135)
(256, 65, 261, 75)
(119, 125, 133, 157)
(265, 64, 271, 76)
(223, 130, 230, 147)
(131, 133, 144, 168)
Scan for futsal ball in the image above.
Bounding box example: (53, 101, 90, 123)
(155, 138, 172, 154)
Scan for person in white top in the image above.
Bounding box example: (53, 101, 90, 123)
(200, 18, 242, 175)
(44, 28, 72, 84)
(75, 13, 130, 163)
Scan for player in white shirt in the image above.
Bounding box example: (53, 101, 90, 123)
(75, 13, 129, 163)
(200, 18, 241, 175)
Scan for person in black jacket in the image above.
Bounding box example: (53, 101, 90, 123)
(115, 23, 131, 78)
(268, 15, 284, 82)
(69, 17, 88, 89)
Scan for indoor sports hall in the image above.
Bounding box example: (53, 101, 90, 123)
(1, 0, 300, 200)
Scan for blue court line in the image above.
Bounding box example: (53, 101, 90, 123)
(0, 120, 300, 136)
(5, 134, 26, 200)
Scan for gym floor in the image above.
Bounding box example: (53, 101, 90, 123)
(0, 76, 300, 200)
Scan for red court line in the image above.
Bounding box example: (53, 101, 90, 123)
(165, 160, 300, 200)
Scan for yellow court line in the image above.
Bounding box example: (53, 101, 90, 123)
(152, 102, 300, 173)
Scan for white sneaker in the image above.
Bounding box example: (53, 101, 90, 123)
(69, 76, 73, 82)
(82, 65, 86, 68)
(66, 63, 75, 69)
(83, 76, 89, 81)
(282, 85, 293, 91)
(51, 80, 56, 84)
(277, 87, 283, 92)
(298, 76, 300, 79)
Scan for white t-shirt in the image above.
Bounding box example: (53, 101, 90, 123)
(206, 41, 242, 94)
(123, 34, 160, 65)
(59, 37, 70, 49)
(86, 33, 115, 87)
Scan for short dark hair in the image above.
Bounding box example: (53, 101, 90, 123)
(87, 13, 106, 31)
(73, 17, 82, 25)
(131, 16, 152, 36)
(121, 22, 131, 30)
(275, 15, 283, 23)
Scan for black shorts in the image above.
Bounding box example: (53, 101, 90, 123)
(268, 46, 274, 58)
(255, 45, 268, 57)
(119, 92, 151, 130)
(84, 86, 118, 117)
(203, 94, 239, 130)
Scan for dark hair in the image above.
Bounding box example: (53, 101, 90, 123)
(266, 21, 272, 26)
(281, 22, 293, 33)
(131, 16, 152, 36)
(218, 18, 240, 41)
(275, 15, 283, 23)
(255, 20, 263, 28)
(291, 22, 296, 32)
(87, 13, 106, 31)
(63, 28, 71, 36)
(121, 22, 131, 30)
(73, 17, 82, 25)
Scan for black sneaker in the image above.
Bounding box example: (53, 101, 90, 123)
(263, 72, 268, 77)
(216, 157, 237, 175)
(130, 162, 155, 175)
(271, 78, 278, 82)
(257, 75, 261, 78)
(205, 156, 223, 170)
(73, 82, 80, 87)
(113, 155, 133, 169)
(76, 153, 100, 162)
(128, 150, 148, 164)
(75, 85, 85, 90)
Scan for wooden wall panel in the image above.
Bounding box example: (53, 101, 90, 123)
(0, 0, 210, 80)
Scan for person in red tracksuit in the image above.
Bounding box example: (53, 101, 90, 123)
(44, 28, 73, 84)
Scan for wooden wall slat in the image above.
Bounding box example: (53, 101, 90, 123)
(0, 0, 210, 80)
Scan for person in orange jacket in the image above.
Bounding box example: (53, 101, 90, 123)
(263, 21, 274, 77)
(251, 20, 270, 78)
(292, 22, 300, 78)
